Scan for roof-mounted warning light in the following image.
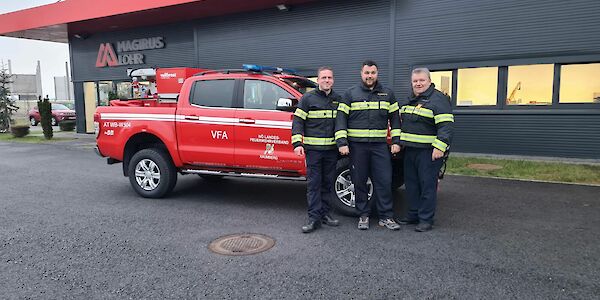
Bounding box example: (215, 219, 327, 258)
(242, 64, 297, 74)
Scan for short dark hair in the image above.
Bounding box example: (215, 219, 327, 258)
(317, 66, 333, 77)
(362, 60, 378, 69)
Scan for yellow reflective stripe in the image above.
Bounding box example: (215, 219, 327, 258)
(338, 103, 350, 114)
(389, 102, 399, 113)
(401, 105, 434, 119)
(294, 108, 308, 120)
(335, 130, 347, 139)
(291, 134, 303, 143)
(434, 114, 454, 124)
(432, 139, 448, 152)
(350, 101, 390, 111)
(307, 110, 337, 119)
(303, 137, 336, 145)
(347, 129, 388, 138)
(400, 132, 436, 144)
(390, 129, 401, 137)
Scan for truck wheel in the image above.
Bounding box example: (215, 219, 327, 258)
(30, 117, 38, 126)
(330, 157, 373, 216)
(128, 148, 177, 198)
(51, 117, 58, 126)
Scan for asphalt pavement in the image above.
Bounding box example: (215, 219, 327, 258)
(0, 138, 598, 299)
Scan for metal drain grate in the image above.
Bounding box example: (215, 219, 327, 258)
(208, 233, 275, 256)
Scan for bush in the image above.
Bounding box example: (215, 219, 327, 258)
(59, 120, 76, 131)
(10, 125, 30, 138)
(38, 98, 53, 139)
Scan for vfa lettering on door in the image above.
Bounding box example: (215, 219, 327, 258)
(211, 130, 228, 139)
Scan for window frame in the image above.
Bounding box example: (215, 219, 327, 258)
(239, 78, 294, 111)
(188, 78, 238, 108)
(419, 55, 600, 111)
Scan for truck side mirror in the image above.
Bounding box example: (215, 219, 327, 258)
(276, 98, 298, 112)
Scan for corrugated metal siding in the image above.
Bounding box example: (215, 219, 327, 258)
(394, 0, 600, 159)
(394, 0, 600, 96)
(453, 113, 600, 158)
(194, 0, 391, 91)
(70, 22, 196, 82)
(68, 0, 600, 158)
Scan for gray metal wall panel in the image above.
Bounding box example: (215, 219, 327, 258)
(394, 0, 600, 96)
(453, 114, 600, 158)
(70, 22, 196, 82)
(393, 0, 600, 159)
(194, 0, 391, 91)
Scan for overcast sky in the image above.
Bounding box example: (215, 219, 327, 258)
(0, 0, 70, 99)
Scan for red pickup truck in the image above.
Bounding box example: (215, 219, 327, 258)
(94, 65, 403, 216)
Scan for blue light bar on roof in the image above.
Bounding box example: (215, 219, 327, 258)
(242, 64, 297, 74)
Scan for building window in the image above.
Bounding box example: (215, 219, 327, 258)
(116, 82, 132, 99)
(430, 71, 452, 98)
(243, 80, 293, 110)
(559, 63, 600, 103)
(457, 67, 498, 106)
(506, 64, 553, 105)
(98, 81, 114, 106)
(190, 79, 235, 107)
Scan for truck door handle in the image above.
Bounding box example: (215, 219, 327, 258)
(239, 118, 255, 124)
(184, 115, 199, 120)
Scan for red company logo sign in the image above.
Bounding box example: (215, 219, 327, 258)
(95, 43, 118, 67)
(95, 37, 165, 68)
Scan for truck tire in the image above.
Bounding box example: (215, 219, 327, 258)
(128, 148, 177, 198)
(330, 155, 404, 216)
(330, 157, 373, 216)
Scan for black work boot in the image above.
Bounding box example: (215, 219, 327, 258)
(321, 214, 340, 226)
(302, 220, 321, 233)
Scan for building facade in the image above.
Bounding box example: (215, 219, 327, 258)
(3, 0, 600, 158)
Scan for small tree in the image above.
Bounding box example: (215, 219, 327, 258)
(38, 98, 53, 139)
(0, 66, 18, 133)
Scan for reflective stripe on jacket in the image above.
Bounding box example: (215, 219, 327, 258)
(292, 88, 341, 150)
(335, 81, 401, 147)
(399, 83, 454, 152)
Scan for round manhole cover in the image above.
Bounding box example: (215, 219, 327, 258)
(208, 233, 275, 256)
(467, 163, 503, 171)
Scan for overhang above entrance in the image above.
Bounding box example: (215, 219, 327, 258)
(0, 0, 318, 43)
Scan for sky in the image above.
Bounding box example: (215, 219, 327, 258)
(0, 0, 70, 99)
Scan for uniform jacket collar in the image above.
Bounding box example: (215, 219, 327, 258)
(360, 81, 384, 93)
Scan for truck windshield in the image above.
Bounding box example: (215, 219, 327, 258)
(281, 77, 317, 94)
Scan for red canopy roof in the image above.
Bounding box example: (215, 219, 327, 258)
(0, 0, 316, 43)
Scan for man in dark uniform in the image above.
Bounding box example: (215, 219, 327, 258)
(397, 67, 454, 232)
(335, 60, 402, 230)
(292, 66, 341, 233)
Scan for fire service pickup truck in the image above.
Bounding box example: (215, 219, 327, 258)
(94, 64, 403, 216)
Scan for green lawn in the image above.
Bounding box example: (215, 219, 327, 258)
(446, 156, 600, 185)
(0, 133, 73, 143)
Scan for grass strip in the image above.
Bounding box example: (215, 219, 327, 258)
(446, 156, 600, 185)
(0, 133, 74, 143)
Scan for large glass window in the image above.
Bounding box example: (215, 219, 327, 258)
(116, 82, 133, 99)
(243, 80, 293, 110)
(559, 63, 600, 103)
(190, 79, 235, 108)
(98, 81, 114, 106)
(430, 71, 452, 97)
(506, 64, 553, 105)
(457, 67, 498, 106)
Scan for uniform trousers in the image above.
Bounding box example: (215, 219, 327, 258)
(305, 149, 338, 222)
(349, 142, 394, 219)
(403, 147, 443, 224)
